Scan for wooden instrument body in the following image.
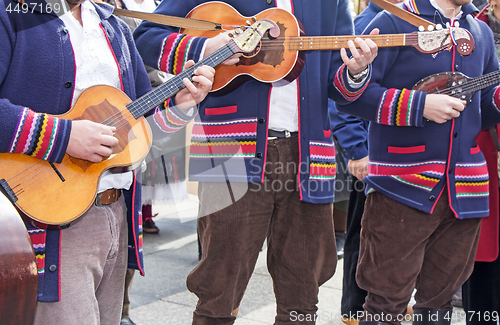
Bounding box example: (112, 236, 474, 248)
(182, 2, 475, 92)
(183, 2, 302, 91)
(413, 71, 474, 104)
(0, 194, 37, 324)
(0, 85, 152, 225)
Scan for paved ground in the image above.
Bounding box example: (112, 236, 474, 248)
(127, 195, 467, 325)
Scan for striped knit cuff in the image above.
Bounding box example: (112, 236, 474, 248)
(26, 226, 46, 276)
(333, 64, 371, 101)
(9, 108, 72, 163)
(376, 88, 426, 127)
(157, 34, 208, 75)
(153, 99, 196, 133)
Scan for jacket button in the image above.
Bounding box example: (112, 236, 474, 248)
(62, 27, 68, 34)
(429, 195, 436, 201)
(449, 168, 453, 174)
(48, 264, 57, 272)
(256, 152, 262, 158)
(65, 82, 72, 88)
(453, 133, 458, 138)
(267, 0, 272, 3)
(455, 64, 459, 70)
(258, 118, 265, 124)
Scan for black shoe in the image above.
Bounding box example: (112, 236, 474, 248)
(143, 217, 159, 234)
(335, 231, 346, 259)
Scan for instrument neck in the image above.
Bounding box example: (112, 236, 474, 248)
(126, 41, 239, 119)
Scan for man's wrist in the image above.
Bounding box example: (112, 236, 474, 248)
(348, 66, 369, 83)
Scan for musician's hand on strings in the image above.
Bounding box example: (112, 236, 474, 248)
(174, 60, 215, 112)
(341, 28, 379, 76)
(423, 94, 466, 124)
(66, 120, 118, 162)
(204, 32, 242, 65)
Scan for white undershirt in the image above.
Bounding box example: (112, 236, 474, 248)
(268, 0, 299, 133)
(121, 0, 156, 12)
(429, 0, 463, 20)
(60, 0, 133, 193)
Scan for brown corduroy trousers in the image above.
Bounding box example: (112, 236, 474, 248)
(357, 191, 481, 325)
(188, 136, 337, 325)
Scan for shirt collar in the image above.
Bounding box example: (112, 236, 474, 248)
(403, 0, 478, 21)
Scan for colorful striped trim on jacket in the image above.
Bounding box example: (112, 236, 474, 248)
(454, 162, 489, 198)
(369, 160, 446, 191)
(309, 141, 336, 180)
(158, 34, 205, 75)
(153, 100, 194, 133)
(9, 108, 65, 161)
(404, 0, 420, 14)
(27, 227, 46, 275)
(190, 118, 257, 159)
(377, 88, 425, 127)
(333, 64, 370, 101)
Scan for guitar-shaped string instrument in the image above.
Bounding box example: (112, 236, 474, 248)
(412, 70, 500, 106)
(182, 1, 475, 92)
(0, 19, 278, 225)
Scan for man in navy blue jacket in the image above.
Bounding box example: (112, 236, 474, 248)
(134, 0, 378, 323)
(334, 0, 500, 323)
(0, 0, 214, 323)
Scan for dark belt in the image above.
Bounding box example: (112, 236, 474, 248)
(95, 188, 121, 206)
(268, 129, 298, 138)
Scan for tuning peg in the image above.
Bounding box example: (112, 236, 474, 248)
(246, 20, 252, 26)
(427, 25, 434, 31)
(454, 21, 460, 27)
(251, 17, 257, 22)
(228, 33, 234, 38)
(446, 22, 451, 28)
(436, 24, 443, 30)
(419, 25, 425, 31)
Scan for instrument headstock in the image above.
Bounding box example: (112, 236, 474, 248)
(229, 18, 279, 53)
(415, 27, 474, 56)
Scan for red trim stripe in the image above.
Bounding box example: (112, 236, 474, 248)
(205, 106, 238, 116)
(33, 116, 53, 159)
(470, 146, 481, 155)
(369, 162, 445, 175)
(100, 24, 123, 91)
(396, 89, 411, 126)
(190, 142, 256, 156)
(310, 144, 335, 157)
(160, 34, 180, 72)
(455, 164, 488, 177)
(262, 86, 273, 182)
(15, 110, 36, 153)
(388, 145, 425, 154)
(397, 174, 439, 188)
(192, 123, 257, 136)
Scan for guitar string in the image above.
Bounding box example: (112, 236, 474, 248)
(8, 29, 462, 199)
(13, 44, 240, 201)
(253, 35, 412, 50)
(7, 33, 454, 197)
(426, 72, 500, 96)
(9, 74, 495, 206)
(108, 43, 236, 128)
(8, 44, 237, 199)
